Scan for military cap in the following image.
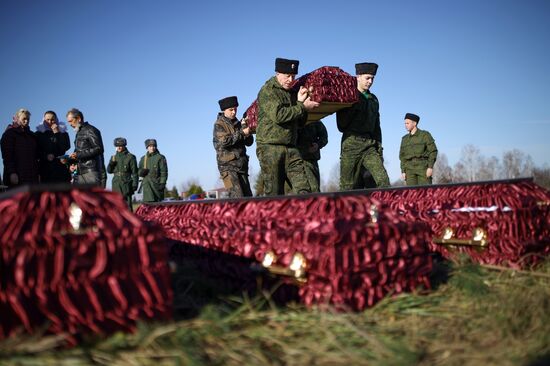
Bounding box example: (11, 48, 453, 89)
(405, 113, 420, 123)
(114, 137, 127, 147)
(145, 139, 157, 147)
(355, 62, 378, 75)
(275, 58, 299, 74)
(218, 96, 239, 111)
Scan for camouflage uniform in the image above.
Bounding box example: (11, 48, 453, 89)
(336, 90, 390, 190)
(399, 128, 438, 185)
(138, 147, 168, 202)
(107, 148, 138, 210)
(295, 121, 328, 193)
(256, 76, 310, 195)
(213, 112, 253, 197)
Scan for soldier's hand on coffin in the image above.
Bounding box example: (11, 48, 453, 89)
(426, 168, 433, 178)
(297, 86, 309, 102)
(9, 173, 18, 185)
(303, 98, 320, 111)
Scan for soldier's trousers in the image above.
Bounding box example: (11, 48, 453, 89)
(256, 144, 311, 196)
(221, 170, 252, 198)
(283, 159, 321, 194)
(404, 166, 432, 186)
(304, 159, 321, 193)
(339, 136, 390, 190)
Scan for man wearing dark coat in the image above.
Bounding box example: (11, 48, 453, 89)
(35, 110, 71, 183)
(213, 96, 254, 197)
(107, 137, 139, 210)
(138, 139, 168, 202)
(1, 108, 39, 187)
(67, 108, 105, 187)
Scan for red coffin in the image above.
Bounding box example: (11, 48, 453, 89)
(245, 66, 358, 131)
(0, 185, 172, 345)
(136, 192, 433, 311)
(369, 178, 550, 268)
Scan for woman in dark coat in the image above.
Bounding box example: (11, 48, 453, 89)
(1, 108, 39, 187)
(35, 110, 71, 183)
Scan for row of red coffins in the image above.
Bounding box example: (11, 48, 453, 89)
(245, 66, 358, 131)
(0, 185, 173, 345)
(136, 193, 433, 311)
(368, 178, 550, 269)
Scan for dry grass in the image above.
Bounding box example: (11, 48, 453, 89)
(1, 256, 549, 366)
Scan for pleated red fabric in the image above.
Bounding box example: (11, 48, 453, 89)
(0, 186, 172, 345)
(369, 179, 550, 268)
(136, 193, 433, 311)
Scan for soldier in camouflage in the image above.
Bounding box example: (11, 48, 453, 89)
(213, 96, 254, 198)
(399, 113, 438, 185)
(295, 120, 328, 192)
(255, 57, 320, 196)
(107, 137, 138, 211)
(138, 139, 168, 202)
(336, 62, 390, 190)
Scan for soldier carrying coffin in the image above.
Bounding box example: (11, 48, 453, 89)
(213, 96, 254, 198)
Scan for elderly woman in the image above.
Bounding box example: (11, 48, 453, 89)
(35, 110, 71, 183)
(1, 108, 39, 187)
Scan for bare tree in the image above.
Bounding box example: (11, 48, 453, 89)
(433, 153, 453, 184)
(321, 162, 340, 192)
(478, 156, 501, 181)
(533, 164, 550, 189)
(501, 149, 534, 179)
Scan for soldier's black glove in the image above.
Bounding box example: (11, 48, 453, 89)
(139, 168, 149, 177)
(108, 160, 117, 169)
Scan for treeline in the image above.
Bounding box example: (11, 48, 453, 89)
(433, 145, 550, 188)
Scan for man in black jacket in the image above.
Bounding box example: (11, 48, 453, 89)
(67, 108, 105, 186)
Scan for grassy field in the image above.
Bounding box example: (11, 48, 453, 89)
(1, 255, 549, 366)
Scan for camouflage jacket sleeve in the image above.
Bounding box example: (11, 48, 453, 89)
(399, 136, 406, 172)
(259, 85, 306, 126)
(424, 131, 438, 168)
(213, 120, 246, 149)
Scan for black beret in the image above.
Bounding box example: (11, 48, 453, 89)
(275, 58, 299, 74)
(218, 96, 239, 111)
(144, 139, 157, 147)
(114, 137, 127, 147)
(355, 62, 378, 75)
(405, 113, 420, 123)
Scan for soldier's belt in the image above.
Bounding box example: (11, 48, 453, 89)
(114, 172, 131, 177)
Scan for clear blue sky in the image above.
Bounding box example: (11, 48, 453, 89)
(1, 0, 549, 191)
